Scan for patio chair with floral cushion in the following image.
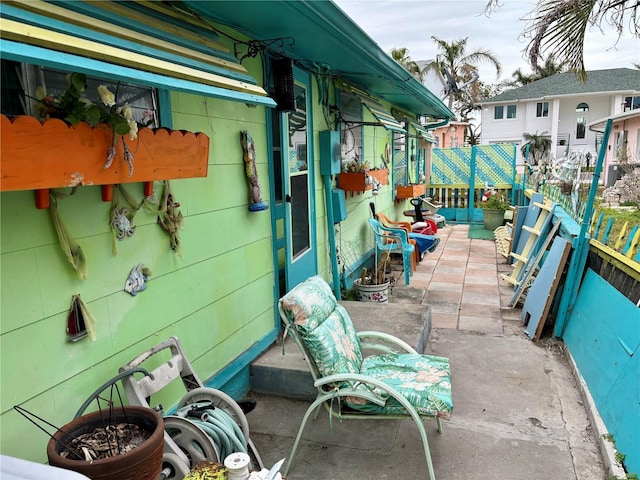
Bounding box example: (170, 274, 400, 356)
(278, 275, 453, 480)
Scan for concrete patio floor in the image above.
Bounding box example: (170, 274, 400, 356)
(247, 224, 609, 480)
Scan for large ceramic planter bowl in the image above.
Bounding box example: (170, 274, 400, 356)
(483, 209, 506, 231)
(354, 278, 390, 303)
(47, 406, 164, 480)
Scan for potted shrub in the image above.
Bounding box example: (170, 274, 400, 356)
(480, 192, 510, 230)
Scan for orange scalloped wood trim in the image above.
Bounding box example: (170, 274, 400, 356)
(0, 115, 210, 193)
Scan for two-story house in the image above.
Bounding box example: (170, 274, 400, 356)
(479, 68, 640, 167)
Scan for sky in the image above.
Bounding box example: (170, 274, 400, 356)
(334, 0, 639, 92)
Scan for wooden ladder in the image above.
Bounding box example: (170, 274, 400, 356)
(501, 199, 556, 287)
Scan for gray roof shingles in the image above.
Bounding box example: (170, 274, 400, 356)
(482, 68, 640, 103)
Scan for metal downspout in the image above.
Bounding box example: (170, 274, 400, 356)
(323, 174, 341, 300)
(553, 118, 612, 338)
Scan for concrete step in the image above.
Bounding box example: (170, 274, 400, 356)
(250, 301, 432, 399)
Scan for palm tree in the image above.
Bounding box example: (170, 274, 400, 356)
(486, 0, 639, 80)
(390, 47, 424, 81)
(521, 131, 552, 166)
(502, 55, 568, 88)
(423, 37, 502, 109)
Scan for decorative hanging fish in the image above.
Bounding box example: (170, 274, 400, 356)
(124, 264, 151, 296)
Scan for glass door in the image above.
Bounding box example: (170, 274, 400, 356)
(283, 68, 316, 289)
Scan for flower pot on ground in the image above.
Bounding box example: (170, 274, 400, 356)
(480, 192, 509, 231)
(353, 252, 391, 303)
(353, 277, 390, 303)
(47, 406, 164, 480)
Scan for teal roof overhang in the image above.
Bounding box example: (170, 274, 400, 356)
(182, 0, 454, 122)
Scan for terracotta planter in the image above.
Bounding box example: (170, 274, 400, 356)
(338, 169, 388, 196)
(47, 406, 164, 480)
(395, 184, 425, 200)
(1, 115, 209, 208)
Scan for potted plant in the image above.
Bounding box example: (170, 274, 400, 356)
(46, 405, 164, 480)
(480, 191, 510, 230)
(353, 251, 391, 303)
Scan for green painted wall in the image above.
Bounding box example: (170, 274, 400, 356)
(0, 89, 274, 462)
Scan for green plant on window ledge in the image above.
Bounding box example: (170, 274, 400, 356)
(34, 72, 150, 176)
(480, 192, 510, 211)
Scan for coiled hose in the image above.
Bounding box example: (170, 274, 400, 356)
(175, 403, 248, 462)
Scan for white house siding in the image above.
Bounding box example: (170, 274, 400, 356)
(556, 95, 612, 159)
(483, 94, 623, 163)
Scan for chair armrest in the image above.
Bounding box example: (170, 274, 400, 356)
(357, 331, 418, 355)
(314, 374, 387, 406)
(380, 224, 411, 244)
(315, 373, 432, 422)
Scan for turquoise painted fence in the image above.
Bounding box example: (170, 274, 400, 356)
(563, 270, 639, 474)
(428, 144, 517, 222)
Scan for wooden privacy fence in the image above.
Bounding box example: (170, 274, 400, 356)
(427, 144, 516, 222)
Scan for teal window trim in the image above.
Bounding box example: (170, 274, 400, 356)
(1, 4, 257, 85)
(1, 40, 276, 108)
(157, 90, 173, 129)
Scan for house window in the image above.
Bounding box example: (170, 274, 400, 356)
(576, 116, 587, 139)
(495, 105, 516, 119)
(624, 96, 640, 111)
(576, 102, 589, 112)
(339, 91, 363, 163)
(1, 60, 159, 126)
(393, 129, 408, 186)
(536, 102, 549, 117)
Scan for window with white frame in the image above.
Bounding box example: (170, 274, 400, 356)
(1, 60, 159, 127)
(624, 96, 640, 111)
(494, 104, 516, 119)
(536, 101, 549, 118)
(576, 117, 587, 139)
(576, 102, 589, 113)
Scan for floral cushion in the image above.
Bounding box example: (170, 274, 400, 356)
(346, 353, 453, 420)
(280, 276, 363, 377)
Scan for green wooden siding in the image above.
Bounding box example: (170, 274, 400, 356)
(0, 90, 274, 463)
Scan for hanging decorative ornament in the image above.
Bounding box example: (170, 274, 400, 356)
(124, 263, 151, 296)
(240, 130, 269, 212)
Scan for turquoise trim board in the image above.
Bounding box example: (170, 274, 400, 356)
(0, 4, 257, 85)
(0, 40, 276, 108)
(205, 328, 280, 398)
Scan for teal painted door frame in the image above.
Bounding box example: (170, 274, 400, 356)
(283, 67, 318, 290)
